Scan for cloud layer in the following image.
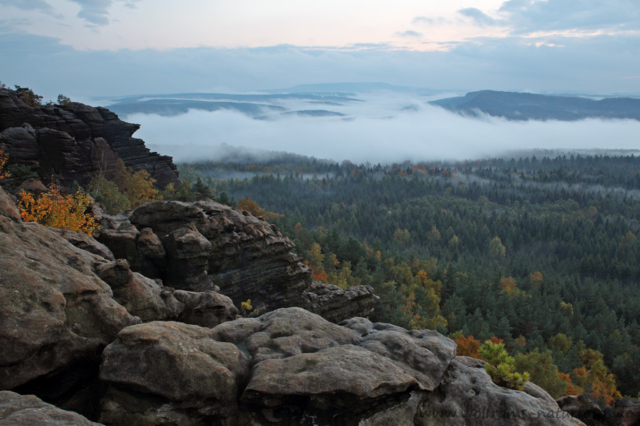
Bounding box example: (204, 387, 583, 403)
(127, 95, 640, 164)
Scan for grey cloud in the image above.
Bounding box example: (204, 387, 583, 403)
(0, 0, 53, 13)
(69, 0, 141, 26)
(70, 0, 112, 26)
(458, 8, 501, 27)
(499, 0, 640, 33)
(395, 30, 423, 38)
(1, 31, 640, 100)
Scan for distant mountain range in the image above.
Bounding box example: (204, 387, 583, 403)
(430, 90, 640, 121)
(104, 87, 640, 122)
(275, 82, 440, 96)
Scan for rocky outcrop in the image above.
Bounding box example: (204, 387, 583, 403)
(0, 88, 179, 188)
(0, 187, 140, 417)
(0, 391, 100, 425)
(557, 394, 606, 426)
(301, 281, 379, 323)
(608, 399, 640, 426)
(50, 228, 116, 261)
(0, 186, 238, 420)
(96, 308, 584, 426)
(416, 356, 586, 426)
(95, 259, 238, 326)
(97, 199, 379, 322)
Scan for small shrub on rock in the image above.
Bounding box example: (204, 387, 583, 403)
(480, 340, 530, 390)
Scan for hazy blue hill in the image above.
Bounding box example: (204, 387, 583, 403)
(431, 90, 640, 121)
(105, 92, 359, 118)
(108, 99, 287, 117)
(279, 82, 439, 95)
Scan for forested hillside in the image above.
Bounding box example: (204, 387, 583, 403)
(182, 153, 640, 401)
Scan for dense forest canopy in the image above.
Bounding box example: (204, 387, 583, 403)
(179, 152, 640, 402)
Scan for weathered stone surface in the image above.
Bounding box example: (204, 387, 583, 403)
(0, 186, 140, 418)
(415, 358, 586, 426)
(244, 344, 418, 400)
(241, 345, 419, 424)
(557, 394, 606, 426)
(0, 87, 179, 188)
(13, 179, 49, 196)
(50, 228, 115, 261)
(99, 321, 249, 425)
(0, 185, 21, 221)
(96, 260, 184, 322)
(164, 225, 213, 291)
(96, 224, 165, 279)
(100, 321, 249, 402)
(358, 323, 457, 391)
(0, 391, 101, 426)
(609, 398, 640, 426)
(127, 200, 379, 322)
(301, 281, 380, 323)
(210, 307, 361, 364)
(0, 196, 140, 390)
(174, 290, 238, 328)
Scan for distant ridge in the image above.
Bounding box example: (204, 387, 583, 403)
(431, 90, 640, 121)
(277, 82, 439, 95)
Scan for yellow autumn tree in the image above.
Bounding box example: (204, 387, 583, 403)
(18, 184, 99, 235)
(0, 144, 8, 180)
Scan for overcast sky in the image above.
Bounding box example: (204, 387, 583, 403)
(1, 0, 639, 99)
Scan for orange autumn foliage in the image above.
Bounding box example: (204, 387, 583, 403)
(455, 335, 481, 359)
(558, 373, 581, 396)
(0, 145, 8, 180)
(18, 184, 99, 236)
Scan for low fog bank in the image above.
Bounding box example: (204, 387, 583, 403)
(130, 96, 640, 164)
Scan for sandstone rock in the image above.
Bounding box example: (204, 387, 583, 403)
(96, 224, 165, 279)
(0, 188, 140, 417)
(300, 281, 380, 323)
(358, 323, 457, 391)
(0, 185, 21, 221)
(99, 321, 249, 425)
(174, 290, 238, 328)
(100, 321, 249, 402)
(128, 200, 379, 322)
(164, 225, 213, 291)
(0, 391, 101, 426)
(609, 398, 640, 426)
(210, 307, 360, 364)
(557, 394, 605, 426)
(241, 345, 419, 424)
(96, 260, 184, 322)
(0, 88, 179, 188)
(0, 211, 140, 391)
(415, 358, 586, 426)
(50, 228, 115, 261)
(13, 179, 49, 196)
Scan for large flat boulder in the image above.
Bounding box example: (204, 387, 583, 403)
(0, 391, 101, 426)
(210, 307, 361, 364)
(99, 321, 250, 426)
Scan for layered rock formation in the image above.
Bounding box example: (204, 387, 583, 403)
(0, 87, 179, 188)
(97, 199, 380, 323)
